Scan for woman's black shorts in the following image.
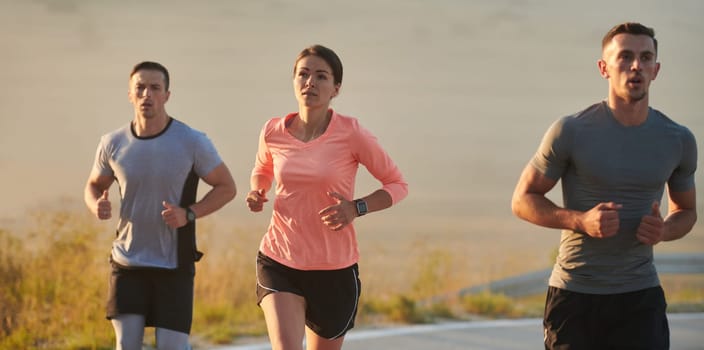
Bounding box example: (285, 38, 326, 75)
(256, 251, 361, 339)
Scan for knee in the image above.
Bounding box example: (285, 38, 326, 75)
(155, 328, 190, 350)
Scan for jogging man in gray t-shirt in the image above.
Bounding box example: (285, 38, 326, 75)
(84, 61, 236, 349)
(512, 23, 697, 349)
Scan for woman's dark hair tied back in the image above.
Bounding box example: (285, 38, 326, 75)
(294, 45, 343, 85)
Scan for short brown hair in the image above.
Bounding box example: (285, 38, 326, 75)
(130, 61, 170, 91)
(293, 45, 343, 85)
(602, 22, 657, 54)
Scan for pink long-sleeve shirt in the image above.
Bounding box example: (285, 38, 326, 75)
(252, 110, 408, 270)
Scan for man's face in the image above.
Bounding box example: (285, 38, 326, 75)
(128, 70, 170, 119)
(598, 33, 660, 103)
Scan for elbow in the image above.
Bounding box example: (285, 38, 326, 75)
(686, 210, 697, 233)
(383, 181, 408, 205)
(511, 203, 524, 220)
(227, 181, 238, 202)
(511, 191, 532, 222)
(510, 192, 522, 218)
(83, 182, 98, 210)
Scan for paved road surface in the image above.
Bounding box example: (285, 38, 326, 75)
(212, 312, 704, 350)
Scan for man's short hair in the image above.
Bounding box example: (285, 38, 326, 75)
(130, 61, 170, 91)
(602, 22, 657, 54)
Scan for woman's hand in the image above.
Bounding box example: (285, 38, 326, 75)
(319, 192, 356, 231)
(246, 189, 268, 212)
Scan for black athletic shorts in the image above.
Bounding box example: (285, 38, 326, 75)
(256, 251, 361, 339)
(106, 260, 195, 334)
(543, 285, 669, 350)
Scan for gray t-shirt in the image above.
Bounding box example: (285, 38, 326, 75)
(531, 101, 697, 294)
(92, 118, 222, 269)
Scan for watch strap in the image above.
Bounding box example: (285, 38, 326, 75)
(185, 207, 196, 223)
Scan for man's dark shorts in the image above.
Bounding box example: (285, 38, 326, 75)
(543, 285, 669, 350)
(256, 251, 361, 339)
(107, 261, 195, 334)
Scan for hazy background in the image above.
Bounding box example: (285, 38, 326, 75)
(1, 0, 702, 282)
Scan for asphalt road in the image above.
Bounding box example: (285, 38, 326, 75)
(212, 312, 704, 350)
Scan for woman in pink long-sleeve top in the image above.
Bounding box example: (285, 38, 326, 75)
(246, 45, 408, 350)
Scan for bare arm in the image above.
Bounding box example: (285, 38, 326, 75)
(356, 189, 393, 214)
(84, 173, 115, 220)
(663, 187, 697, 241)
(190, 163, 237, 218)
(161, 163, 236, 228)
(511, 163, 621, 238)
(511, 163, 577, 229)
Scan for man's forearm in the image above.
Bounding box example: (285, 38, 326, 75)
(190, 184, 236, 218)
(663, 209, 697, 241)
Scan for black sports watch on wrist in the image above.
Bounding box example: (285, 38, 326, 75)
(354, 199, 368, 217)
(185, 207, 197, 223)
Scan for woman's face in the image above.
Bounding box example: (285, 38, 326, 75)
(293, 55, 340, 109)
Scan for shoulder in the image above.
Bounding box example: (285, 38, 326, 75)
(332, 111, 360, 126)
(331, 110, 365, 136)
(167, 119, 220, 151)
(554, 101, 608, 132)
(570, 101, 608, 124)
(170, 118, 199, 134)
(260, 114, 293, 136)
(650, 108, 696, 140)
(169, 118, 208, 139)
(538, 102, 606, 149)
(100, 123, 131, 145)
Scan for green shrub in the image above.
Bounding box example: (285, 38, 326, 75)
(461, 291, 515, 318)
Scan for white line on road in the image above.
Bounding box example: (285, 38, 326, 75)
(211, 313, 704, 350)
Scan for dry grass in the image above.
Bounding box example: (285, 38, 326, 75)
(0, 209, 114, 349)
(1, 203, 702, 349)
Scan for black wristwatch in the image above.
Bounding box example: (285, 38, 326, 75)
(185, 207, 197, 223)
(354, 199, 368, 217)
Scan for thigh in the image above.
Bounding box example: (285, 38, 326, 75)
(303, 264, 361, 340)
(260, 292, 307, 350)
(155, 327, 191, 350)
(107, 265, 151, 319)
(305, 327, 344, 350)
(111, 314, 145, 350)
(149, 270, 194, 334)
(256, 251, 305, 305)
(543, 287, 600, 350)
(607, 286, 669, 349)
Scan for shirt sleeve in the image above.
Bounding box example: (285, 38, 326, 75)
(351, 122, 408, 204)
(192, 131, 223, 177)
(91, 135, 114, 178)
(251, 119, 275, 181)
(530, 116, 574, 181)
(668, 125, 698, 192)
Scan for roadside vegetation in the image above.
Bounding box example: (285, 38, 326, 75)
(1, 206, 702, 349)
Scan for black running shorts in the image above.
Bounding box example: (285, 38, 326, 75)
(106, 261, 195, 334)
(256, 251, 361, 339)
(543, 285, 669, 350)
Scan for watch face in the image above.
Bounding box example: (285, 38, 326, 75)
(356, 200, 368, 215)
(187, 209, 196, 222)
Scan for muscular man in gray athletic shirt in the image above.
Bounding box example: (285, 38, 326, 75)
(531, 101, 696, 294)
(512, 23, 697, 349)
